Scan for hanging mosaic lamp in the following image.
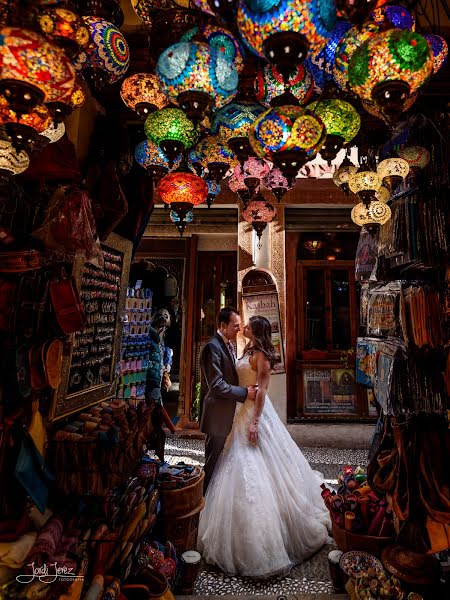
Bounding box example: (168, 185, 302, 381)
(196, 135, 238, 182)
(242, 199, 277, 245)
(157, 41, 238, 123)
(73, 16, 130, 91)
(158, 169, 208, 222)
(77, 0, 124, 27)
(370, 4, 415, 32)
(0, 99, 53, 153)
(332, 154, 357, 195)
(0, 139, 30, 179)
(308, 98, 360, 163)
(229, 166, 252, 204)
(212, 101, 265, 165)
(134, 139, 177, 180)
(40, 120, 66, 144)
(361, 92, 417, 122)
(351, 200, 391, 233)
(305, 19, 352, 94)
(121, 73, 168, 118)
(398, 145, 430, 171)
(144, 107, 199, 166)
(263, 167, 289, 201)
(336, 0, 377, 26)
(254, 63, 314, 108)
(170, 207, 194, 236)
(236, 0, 336, 82)
(249, 105, 326, 184)
(377, 154, 409, 193)
(181, 25, 244, 74)
(193, 0, 236, 16)
(375, 185, 390, 203)
(206, 179, 221, 208)
(130, 0, 155, 28)
(333, 22, 379, 91)
(425, 34, 448, 74)
(46, 78, 87, 123)
(242, 157, 271, 197)
(348, 166, 381, 206)
(348, 30, 433, 123)
(0, 27, 76, 114)
(37, 4, 90, 57)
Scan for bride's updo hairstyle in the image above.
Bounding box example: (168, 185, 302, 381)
(244, 316, 277, 369)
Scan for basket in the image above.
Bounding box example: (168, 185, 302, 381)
(159, 472, 204, 517)
(332, 523, 394, 559)
(161, 498, 205, 555)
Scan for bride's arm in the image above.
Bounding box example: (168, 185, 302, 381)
(248, 352, 271, 443)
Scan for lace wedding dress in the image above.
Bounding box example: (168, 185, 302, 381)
(197, 353, 331, 578)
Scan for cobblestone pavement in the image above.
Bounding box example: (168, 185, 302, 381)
(161, 436, 368, 596)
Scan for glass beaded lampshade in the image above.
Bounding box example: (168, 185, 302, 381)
(242, 198, 277, 242)
(425, 34, 448, 74)
(40, 120, 66, 143)
(158, 170, 208, 222)
(332, 155, 358, 195)
(308, 98, 360, 162)
(131, 0, 155, 28)
(144, 108, 199, 165)
(157, 41, 238, 123)
(121, 74, 168, 117)
(70, 82, 86, 109)
(0, 139, 30, 178)
(37, 5, 90, 57)
(0, 99, 53, 152)
(351, 200, 391, 229)
(398, 145, 430, 170)
(73, 17, 130, 88)
(348, 30, 433, 119)
(375, 185, 390, 203)
(249, 105, 326, 183)
(254, 63, 314, 108)
(370, 4, 415, 31)
(377, 156, 409, 192)
(134, 139, 176, 179)
(181, 25, 245, 73)
(263, 167, 289, 201)
(333, 22, 379, 91)
(0, 27, 76, 113)
(348, 167, 381, 206)
(196, 135, 238, 181)
(305, 19, 352, 94)
(212, 101, 265, 164)
(237, 0, 336, 81)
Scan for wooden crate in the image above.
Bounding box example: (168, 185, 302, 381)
(160, 472, 204, 517)
(332, 523, 394, 559)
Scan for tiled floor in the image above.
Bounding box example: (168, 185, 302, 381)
(163, 436, 369, 596)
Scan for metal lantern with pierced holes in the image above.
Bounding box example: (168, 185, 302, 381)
(332, 154, 357, 196)
(196, 135, 238, 182)
(348, 30, 433, 122)
(144, 107, 199, 166)
(242, 199, 277, 246)
(121, 74, 168, 118)
(249, 105, 326, 185)
(181, 25, 245, 74)
(377, 155, 409, 193)
(73, 16, 130, 91)
(212, 101, 265, 165)
(157, 41, 238, 123)
(348, 167, 381, 207)
(237, 0, 336, 82)
(157, 170, 208, 224)
(0, 27, 76, 114)
(425, 34, 448, 74)
(0, 139, 30, 179)
(308, 98, 360, 163)
(254, 63, 314, 108)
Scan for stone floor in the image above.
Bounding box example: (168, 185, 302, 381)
(163, 436, 369, 596)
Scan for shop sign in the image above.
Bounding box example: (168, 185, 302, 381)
(303, 367, 358, 414)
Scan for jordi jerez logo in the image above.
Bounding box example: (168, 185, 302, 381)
(16, 562, 83, 584)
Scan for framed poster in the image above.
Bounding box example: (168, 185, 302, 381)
(49, 233, 132, 421)
(241, 291, 285, 373)
(302, 366, 358, 415)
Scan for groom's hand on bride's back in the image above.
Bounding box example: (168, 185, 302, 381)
(246, 385, 258, 400)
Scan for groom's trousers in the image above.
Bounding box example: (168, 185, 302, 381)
(204, 434, 227, 492)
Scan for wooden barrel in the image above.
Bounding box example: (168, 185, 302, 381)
(161, 498, 205, 555)
(159, 472, 204, 517)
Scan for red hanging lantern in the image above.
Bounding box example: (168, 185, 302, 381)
(242, 199, 277, 247)
(157, 170, 208, 221)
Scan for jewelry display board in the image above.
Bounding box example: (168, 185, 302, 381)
(50, 233, 132, 421)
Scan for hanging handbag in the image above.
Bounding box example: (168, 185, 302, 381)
(49, 272, 87, 335)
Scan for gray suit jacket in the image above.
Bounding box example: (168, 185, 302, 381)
(199, 334, 248, 437)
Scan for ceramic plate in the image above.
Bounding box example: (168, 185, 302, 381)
(339, 550, 383, 580)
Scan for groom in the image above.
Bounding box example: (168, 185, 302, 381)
(199, 306, 257, 491)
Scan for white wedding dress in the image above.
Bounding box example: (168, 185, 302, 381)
(197, 354, 332, 578)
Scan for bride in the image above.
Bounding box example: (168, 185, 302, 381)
(197, 315, 331, 578)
